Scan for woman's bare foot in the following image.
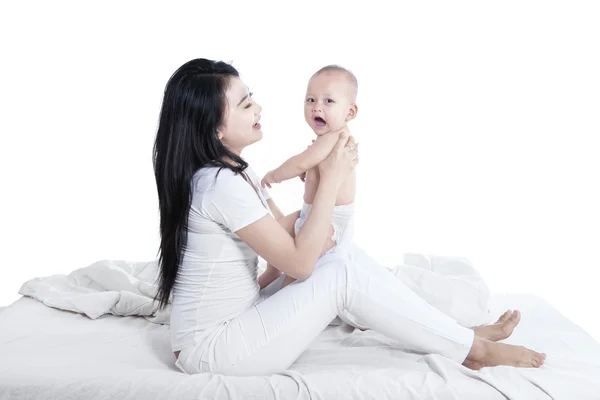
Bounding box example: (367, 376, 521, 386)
(463, 336, 547, 370)
(472, 310, 521, 342)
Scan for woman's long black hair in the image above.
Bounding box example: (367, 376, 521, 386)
(152, 58, 248, 309)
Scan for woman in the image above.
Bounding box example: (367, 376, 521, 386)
(152, 58, 546, 376)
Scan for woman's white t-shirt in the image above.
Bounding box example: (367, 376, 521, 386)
(170, 165, 272, 351)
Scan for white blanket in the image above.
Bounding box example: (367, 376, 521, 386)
(18, 245, 492, 327)
(6, 246, 600, 399)
(18, 259, 171, 324)
(2, 294, 599, 399)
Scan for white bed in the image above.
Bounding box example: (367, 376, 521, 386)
(1, 291, 599, 400)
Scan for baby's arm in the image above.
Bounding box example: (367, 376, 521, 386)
(261, 133, 340, 188)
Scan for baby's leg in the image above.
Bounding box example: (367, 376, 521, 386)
(278, 211, 299, 237)
(281, 274, 296, 288)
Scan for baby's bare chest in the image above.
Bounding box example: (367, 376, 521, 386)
(304, 167, 356, 205)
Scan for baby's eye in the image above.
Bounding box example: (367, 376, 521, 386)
(325, 99, 335, 104)
(306, 98, 315, 103)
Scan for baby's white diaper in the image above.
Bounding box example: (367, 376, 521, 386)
(294, 202, 355, 257)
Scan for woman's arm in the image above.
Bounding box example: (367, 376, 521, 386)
(257, 210, 299, 288)
(237, 134, 357, 280)
(237, 178, 339, 280)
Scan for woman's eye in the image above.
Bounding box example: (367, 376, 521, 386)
(244, 92, 254, 108)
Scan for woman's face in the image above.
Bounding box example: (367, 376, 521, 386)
(218, 77, 263, 155)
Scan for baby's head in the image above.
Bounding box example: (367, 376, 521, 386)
(304, 65, 358, 136)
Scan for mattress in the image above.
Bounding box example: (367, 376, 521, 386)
(0, 294, 599, 400)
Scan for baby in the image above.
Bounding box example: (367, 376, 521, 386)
(260, 65, 359, 288)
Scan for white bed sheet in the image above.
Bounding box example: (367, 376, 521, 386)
(1, 294, 599, 400)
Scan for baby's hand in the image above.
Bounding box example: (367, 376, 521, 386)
(261, 170, 278, 188)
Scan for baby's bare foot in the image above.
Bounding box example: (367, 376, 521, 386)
(472, 310, 521, 342)
(281, 274, 295, 289)
(464, 337, 547, 370)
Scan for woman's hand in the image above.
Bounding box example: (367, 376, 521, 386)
(318, 127, 359, 188)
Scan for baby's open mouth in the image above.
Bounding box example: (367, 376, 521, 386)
(314, 117, 326, 127)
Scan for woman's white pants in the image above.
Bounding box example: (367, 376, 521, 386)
(175, 251, 475, 376)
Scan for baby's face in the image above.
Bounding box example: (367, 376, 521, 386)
(304, 71, 356, 136)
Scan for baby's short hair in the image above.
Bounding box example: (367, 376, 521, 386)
(313, 65, 358, 100)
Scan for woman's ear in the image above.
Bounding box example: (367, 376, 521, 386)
(346, 103, 359, 121)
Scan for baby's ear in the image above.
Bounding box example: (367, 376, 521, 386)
(346, 103, 358, 121)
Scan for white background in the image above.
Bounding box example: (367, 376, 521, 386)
(1, 1, 599, 341)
